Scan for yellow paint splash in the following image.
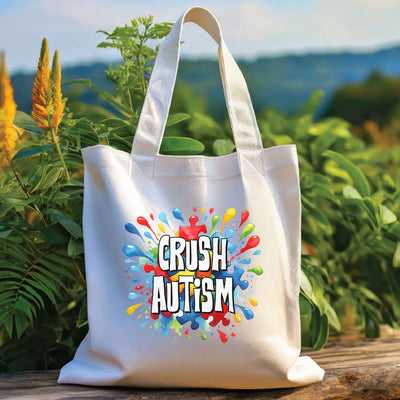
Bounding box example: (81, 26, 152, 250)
(158, 223, 165, 234)
(220, 207, 236, 231)
(200, 207, 204, 214)
(249, 298, 258, 306)
(233, 313, 242, 323)
(127, 303, 143, 315)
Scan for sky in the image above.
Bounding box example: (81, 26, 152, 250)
(1, 0, 400, 74)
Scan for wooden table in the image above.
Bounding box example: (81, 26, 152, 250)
(1, 327, 399, 400)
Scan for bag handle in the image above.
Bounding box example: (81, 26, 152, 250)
(131, 7, 264, 177)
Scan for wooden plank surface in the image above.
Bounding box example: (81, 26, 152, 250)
(1, 327, 400, 400)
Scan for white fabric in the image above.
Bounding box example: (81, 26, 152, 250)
(58, 6, 324, 389)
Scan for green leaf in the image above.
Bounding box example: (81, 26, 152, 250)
(68, 236, 84, 257)
(295, 90, 323, 118)
(0, 196, 38, 215)
(363, 303, 381, 339)
(49, 210, 82, 238)
(343, 185, 362, 199)
(213, 139, 235, 156)
(323, 150, 371, 197)
(3, 314, 14, 338)
(311, 208, 332, 235)
(300, 270, 316, 304)
(13, 110, 43, 134)
(100, 118, 130, 128)
(393, 242, 400, 268)
(160, 137, 205, 155)
(14, 310, 28, 338)
(13, 145, 53, 160)
(299, 294, 313, 347)
(166, 113, 191, 127)
(318, 297, 341, 332)
(76, 297, 88, 328)
(380, 205, 397, 225)
(313, 312, 329, 350)
(311, 132, 340, 160)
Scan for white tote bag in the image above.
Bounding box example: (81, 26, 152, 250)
(58, 6, 324, 389)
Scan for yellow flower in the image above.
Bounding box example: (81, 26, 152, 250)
(47, 50, 65, 134)
(0, 52, 18, 168)
(32, 38, 50, 131)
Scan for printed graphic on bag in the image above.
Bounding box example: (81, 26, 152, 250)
(122, 207, 263, 343)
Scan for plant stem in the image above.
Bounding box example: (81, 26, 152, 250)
(137, 35, 147, 97)
(124, 62, 133, 112)
(7, 156, 30, 199)
(49, 125, 70, 181)
(72, 257, 87, 290)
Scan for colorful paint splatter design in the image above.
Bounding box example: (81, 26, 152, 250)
(122, 207, 263, 343)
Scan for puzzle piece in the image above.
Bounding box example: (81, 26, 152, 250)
(202, 302, 231, 327)
(176, 299, 203, 330)
(211, 232, 237, 254)
(214, 266, 249, 291)
(179, 216, 206, 241)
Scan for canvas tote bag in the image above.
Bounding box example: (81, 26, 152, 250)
(58, 6, 324, 389)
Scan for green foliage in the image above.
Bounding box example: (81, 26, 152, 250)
(325, 70, 400, 139)
(1, 15, 400, 371)
(258, 94, 400, 346)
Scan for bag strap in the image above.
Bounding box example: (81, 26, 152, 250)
(131, 7, 264, 177)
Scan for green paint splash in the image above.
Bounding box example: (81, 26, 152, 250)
(248, 266, 263, 275)
(239, 223, 255, 240)
(208, 215, 220, 234)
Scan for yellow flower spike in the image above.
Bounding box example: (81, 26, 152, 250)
(46, 49, 69, 180)
(47, 50, 65, 134)
(32, 38, 50, 131)
(0, 52, 18, 168)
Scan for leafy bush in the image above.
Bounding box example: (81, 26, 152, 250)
(325, 70, 400, 146)
(0, 16, 399, 372)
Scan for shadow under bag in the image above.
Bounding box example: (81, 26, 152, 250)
(58, 6, 325, 389)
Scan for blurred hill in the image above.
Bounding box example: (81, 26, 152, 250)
(11, 44, 400, 120)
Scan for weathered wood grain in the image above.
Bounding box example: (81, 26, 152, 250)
(1, 333, 400, 400)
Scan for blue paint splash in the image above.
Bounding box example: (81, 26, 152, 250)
(123, 244, 153, 261)
(125, 223, 144, 241)
(172, 207, 184, 222)
(159, 212, 170, 227)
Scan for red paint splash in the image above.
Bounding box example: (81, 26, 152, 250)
(150, 213, 154, 221)
(185, 329, 189, 335)
(144, 262, 169, 279)
(217, 329, 228, 343)
(209, 208, 214, 214)
(239, 210, 249, 227)
(231, 333, 236, 337)
(193, 207, 197, 212)
(230, 235, 260, 261)
(135, 286, 144, 290)
(137, 216, 158, 240)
